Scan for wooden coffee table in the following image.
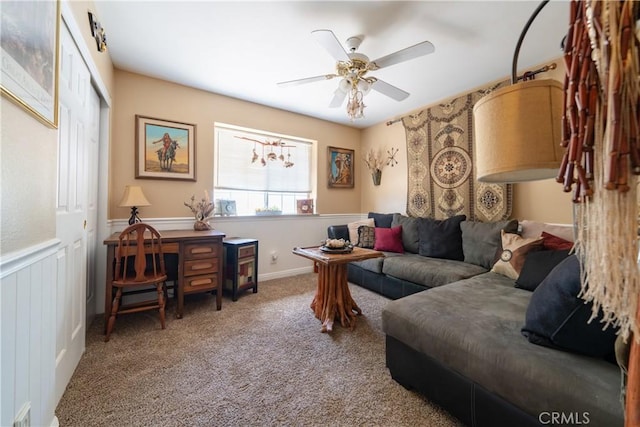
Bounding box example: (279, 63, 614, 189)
(292, 246, 384, 332)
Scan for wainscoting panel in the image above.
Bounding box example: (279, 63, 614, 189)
(1, 240, 59, 427)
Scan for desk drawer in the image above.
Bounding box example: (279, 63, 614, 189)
(184, 242, 219, 259)
(183, 274, 218, 293)
(184, 258, 219, 276)
(238, 244, 256, 259)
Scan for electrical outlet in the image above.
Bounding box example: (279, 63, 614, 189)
(14, 403, 30, 427)
(270, 251, 278, 264)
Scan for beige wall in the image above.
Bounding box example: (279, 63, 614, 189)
(110, 70, 361, 220)
(0, 100, 58, 254)
(359, 58, 573, 224)
(360, 120, 408, 214)
(67, 1, 114, 97)
(512, 179, 573, 223)
(1, 1, 115, 255)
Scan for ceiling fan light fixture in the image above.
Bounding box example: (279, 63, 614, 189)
(346, 87, 365, 121)
(357, 79, 372, 94)
(280, 29, 435, 121)
(345, 36, 363, 52)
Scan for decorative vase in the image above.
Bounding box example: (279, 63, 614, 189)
(194, 220, 212, 231)
(372, 169, 382, 186)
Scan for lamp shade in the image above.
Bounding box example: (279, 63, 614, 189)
(473, 79, 564, 183)
(118, 185, 151, 207)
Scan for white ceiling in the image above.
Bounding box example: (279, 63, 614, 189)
(94, 1, 570, 129)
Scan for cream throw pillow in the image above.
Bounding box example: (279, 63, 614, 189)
(520, 220, 574, 242)
(491, 230, 544, 280)
(347, 218, 375, 245)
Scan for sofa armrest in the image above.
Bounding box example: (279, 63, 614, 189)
(327, 225, 349, 241)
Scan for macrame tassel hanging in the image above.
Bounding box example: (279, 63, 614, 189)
(560, 0, 640, 343)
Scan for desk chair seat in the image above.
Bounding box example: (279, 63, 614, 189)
(105, 223, 168, 342)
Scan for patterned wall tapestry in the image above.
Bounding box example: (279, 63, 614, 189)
(401, 81, 513, 221)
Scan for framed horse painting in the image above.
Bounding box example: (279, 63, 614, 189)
(135, 115, 196, 181)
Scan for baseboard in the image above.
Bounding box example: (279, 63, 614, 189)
(260, 266, 314, 281)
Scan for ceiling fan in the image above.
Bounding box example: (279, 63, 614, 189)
(277, 29, 435, 120)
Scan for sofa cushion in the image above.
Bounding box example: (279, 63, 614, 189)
(382, 272, 623, 426)
(327, 224, 349, 241)
(541, 231, 574, 250)
(351, 251, 403, 274)
(382, 254, 487, 288)
(391, 214, 420, 253)
(516, 249, 572, 291)
(491, 231, 544, 280)
(520, 219, 574, 242)
(368, 212, 396, 228)
(374, 226, 404, 253)
(347, 218, 374, 244)
(356, 225, 375, 249)
(418, 215, 466, 261)
(461, 219, 519, 269)
(522, 255, 618, 358)
(515, 249, 571, 291)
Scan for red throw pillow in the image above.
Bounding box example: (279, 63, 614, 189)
(542, 231, 574, 250)
(374, 225, 404, 253)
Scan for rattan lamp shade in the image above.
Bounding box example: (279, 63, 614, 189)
(473, 79, 564, 182)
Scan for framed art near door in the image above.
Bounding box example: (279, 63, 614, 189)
(135, 115, 197, 181)
(328, 146, 354, 188)
(0, 0, 60, 128)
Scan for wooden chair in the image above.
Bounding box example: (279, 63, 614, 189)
(105, 223, 168, 342)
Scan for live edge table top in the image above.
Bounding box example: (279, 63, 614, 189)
(292, 246, 384, 266)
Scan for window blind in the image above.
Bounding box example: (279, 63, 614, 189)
(215, 125, 313, 193)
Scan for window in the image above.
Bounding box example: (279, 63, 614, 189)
(214, 123, 316, 215)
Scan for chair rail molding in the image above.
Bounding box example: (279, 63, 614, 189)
(0, 238, 60, 278)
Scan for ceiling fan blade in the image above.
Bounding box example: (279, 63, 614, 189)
(311, 29, 350, 62)
(369, 41, 435, 70)
(371, 79, 409, 101)
(329, 88, 348, 108)
(277, 74, 337, 87)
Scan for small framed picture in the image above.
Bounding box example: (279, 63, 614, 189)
(215, 199, 237, 216)
(297, 199, 314, 214)
(328, 146, 354, 188)
(135, 115, 196, 181)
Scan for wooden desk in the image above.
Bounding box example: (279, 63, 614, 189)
(292, 246, 383, 333)
(104, 229, 226, 327)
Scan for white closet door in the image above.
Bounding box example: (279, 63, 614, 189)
(54, 20, 100, 406)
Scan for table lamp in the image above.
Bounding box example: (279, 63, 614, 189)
(119, 185, 151, 225)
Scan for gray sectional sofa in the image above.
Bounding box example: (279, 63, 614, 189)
(328, 213, 624, 427)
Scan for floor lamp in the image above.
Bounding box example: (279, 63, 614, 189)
(473, 1, 639, 426)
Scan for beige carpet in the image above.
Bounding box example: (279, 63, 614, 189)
(56, 274, 462, 426)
